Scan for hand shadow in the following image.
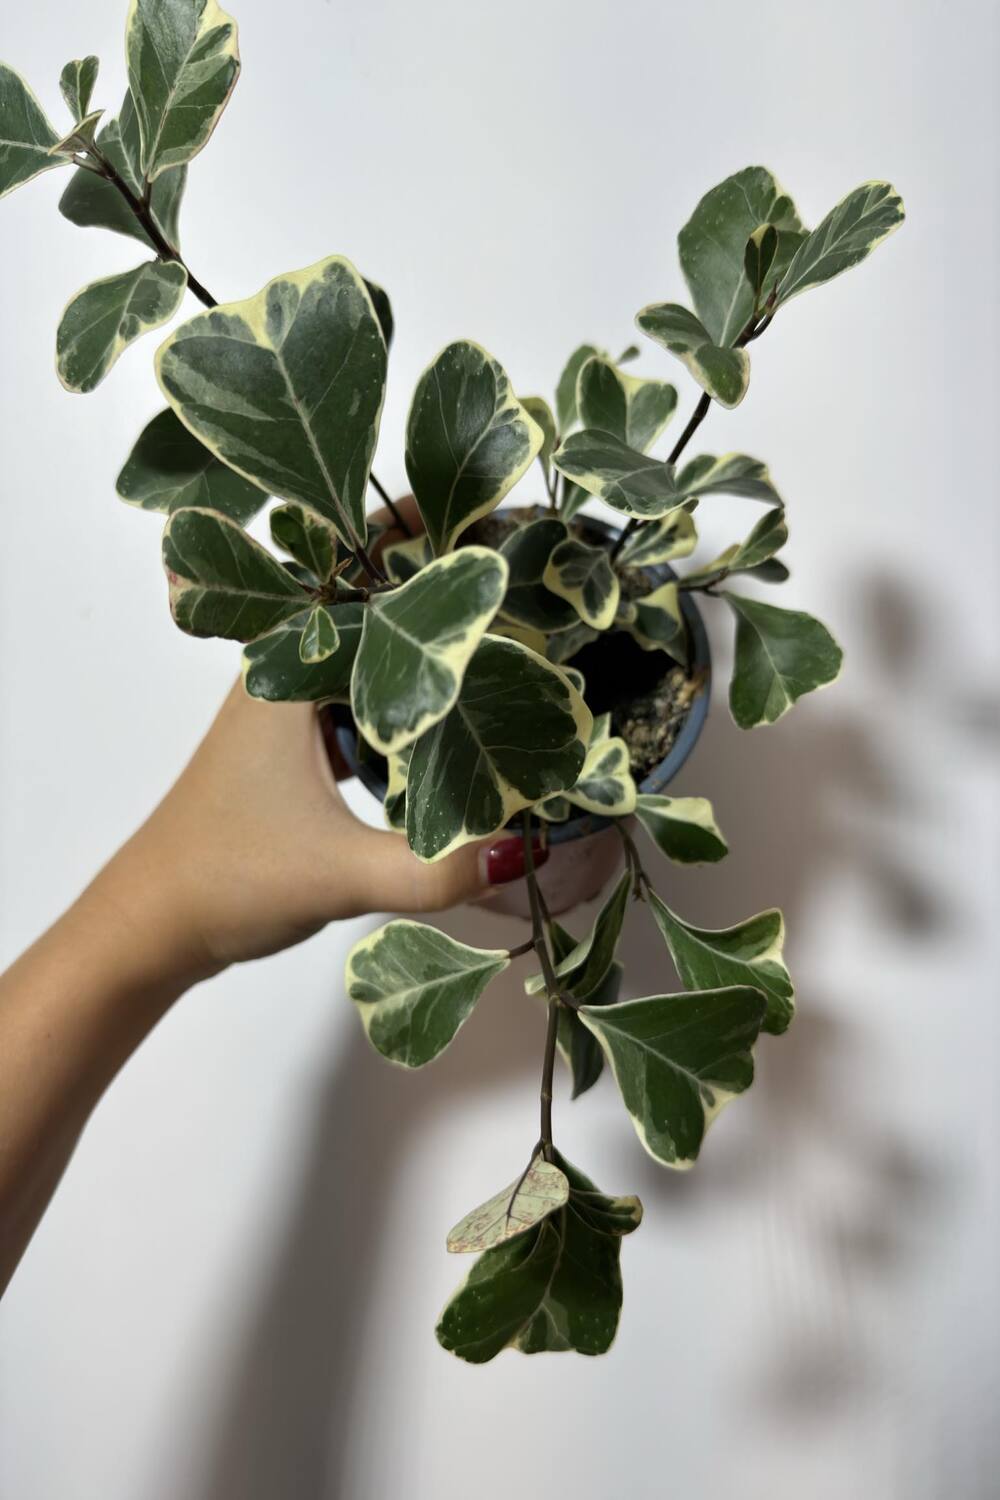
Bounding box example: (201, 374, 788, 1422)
(184, 571, 957, 1495)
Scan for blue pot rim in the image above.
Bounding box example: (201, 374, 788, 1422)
(334, 512, 711, 846)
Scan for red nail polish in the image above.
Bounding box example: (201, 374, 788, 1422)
(485, 836, 549, 886)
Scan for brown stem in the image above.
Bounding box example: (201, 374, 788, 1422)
(522, 811, 566, 1161)
(369, 474, 413, 537)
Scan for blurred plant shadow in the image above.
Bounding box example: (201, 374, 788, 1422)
(186, 573, 955, 1497)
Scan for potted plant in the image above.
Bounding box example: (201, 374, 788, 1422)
(0, 0, 903, 1363)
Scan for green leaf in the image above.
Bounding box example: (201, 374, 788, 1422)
(498, 517, 578, 632)
(648, 891, 793, 1036)
(678, 166, 804, 345)
(542, 536, 619, 632)
(346, 918, 509, 1068)
(163, 506, 310, 640)
(382, 533, 433, 585)
(576, 354, 678, 453)
(405, 340, 543, 556)
(57, 260, 187, 394)
(546, 619, 599, 664)
(555, 343, 600, 434)
(634, 793, 727, 864)
(630, 580, 688, 663)
(552, 431, 684, 519)
(383, 745, 410, 831)
(0, 64, 64, 199)
(156, 256, 387, 550)
(564, 735, 636, 817)
(50, 109, 104, 157)
(352, 548, 508, 756)
(681, 507, 788, 589)
(116, 408, 266, 522)
(635, 303, 750, 408)
(675, 453, 782, 505)
(59, 91, 186, 248)
(363, 278, 393, 348)
(299, 604, 338, 663)
(525, 871, 631, 999)
(242, 603, 364, 701)
(126, 0, 240, 180)
(436, 1151, 641, 1362)
(744, 223, 779, 301)
(776, 182, 904, 307)
(579, 987, 766, 1166)
(269, 502, 340, 582)
(522, 396, 557, 478)
(618, 506, 698, 567)
(405, 636, 591, 862)
(447, 1158, 570, 1253)
(560, 481, 590, 522)
(59, 57, 100, 120)
(559, 958, 623, 1098)
(726, 593, 843, 729)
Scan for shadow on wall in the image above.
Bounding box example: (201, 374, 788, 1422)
(184, 574, 967, 1499)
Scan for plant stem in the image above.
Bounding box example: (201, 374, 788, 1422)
(507, 937, 536, 959)
(368, 473, 413, 536)
(522, 810, 565, 1162)
(88, 145, 390, 588)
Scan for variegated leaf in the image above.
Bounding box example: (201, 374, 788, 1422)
(726, 593, 842, 729)
(681, 507, 787, 589)
(50, 109, 104, 157)
(522, 396, 557, 478)
(630, 580, 688, 663)
(436, 1151, 641, 1362)
(560, 481, 590, 522)
(59, 56, 100, 121)
(382, 533, 433, 585)
(552, 431, 684, 519)
(299, 604, 338, 663)
(346, 919, 509, 1068)
(57, 260, 187, 393)
(618, 506, 698, 567)
(406, 636, 591, 862)
(269, 502, 341, 582)
(546, 620, 599, 664)
(59, 91, 186, 248)
(525, 872, 631, 999)
(163, 506, 310, 640)
(548, 915, 622, 1098)
(635, 303, 750, 408)
(543, 537, 619, 631)
(555, 343, 601, 434)
(564, 735, 636, 817)
(492, 619, 548, 656)
(363, 278, 394, 348)
(776, 182, 904, 307)
(405, 341, 542, 556)
(675, 453, 782, 505)
(534, 793, 571, 823)
(634, 793, 727, 864)
(648, 891, 793, 1036)
(117, 408, 266, 522)
(577, 354, 678, 453)
(679, 166, 805, 345)
(383, 745, 411, 831)
(156, 256, 386, 551)
(744, 223, 779, 302)
(499, 517, 577, 633)
(242, 603, 364, 702)
(580, 987, 766, 1167)
(447, 1158, 570, 1253)
(352, 548, 508, 756)
(0, 64, 63, 199)
(126, 0, 240, 180)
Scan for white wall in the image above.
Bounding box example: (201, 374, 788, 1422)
(1, 1, 997, 1496)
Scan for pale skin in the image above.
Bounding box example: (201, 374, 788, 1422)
(0, 501, 511, 1296)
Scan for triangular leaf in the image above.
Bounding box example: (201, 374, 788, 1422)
(57, 260, 188, 393)
(0, 64, 64, 199)
(555, 343, 601, 434)
(406, 636, 591, 862)
(352, 548, 508, 755)
(618, 506, 697, 567)
(298, 604, 339, 663)
(776, 182, 904, 307)
(499, 517, 578, 632)
(635, 303, 750, 408)
(117, 407, 266, 522)
(126, 0, 240, 180)
(447, 1158, 570, 1252)
(564, 735, 636, 817)
(630, 580, 688, 663)
(346, 919, 509, 1067)
(525, 871, 631, 998)
(59, 56, 100, 121)
(242, 603, 364, 701)
(270, 502, 340, 582)
(576, 354, 678, 453)
(405, 340, 543, 555)
(543, 536, 620, 631)
(634, 793, 728, 863)
(648, 891, 793, 1036)
(521, 395, 557, 477)
(162, 506, 310, 640)
(579, 987, 766, 1166)
(59, 91, 186, 248)
(156, 256, 387, 550)
(726, 593, 842, 728)
(675, 453, 782, 505)
(552, 430, 685, 519)
(50, 109, 104, 157)
(681, 507, 787, 589)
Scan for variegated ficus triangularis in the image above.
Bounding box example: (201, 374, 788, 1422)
(1, 0, 904, 1361)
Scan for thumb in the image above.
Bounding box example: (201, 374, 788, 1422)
(348, 825, 550, 915)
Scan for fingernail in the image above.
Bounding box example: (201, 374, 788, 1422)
(482, 835, 549, 887)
